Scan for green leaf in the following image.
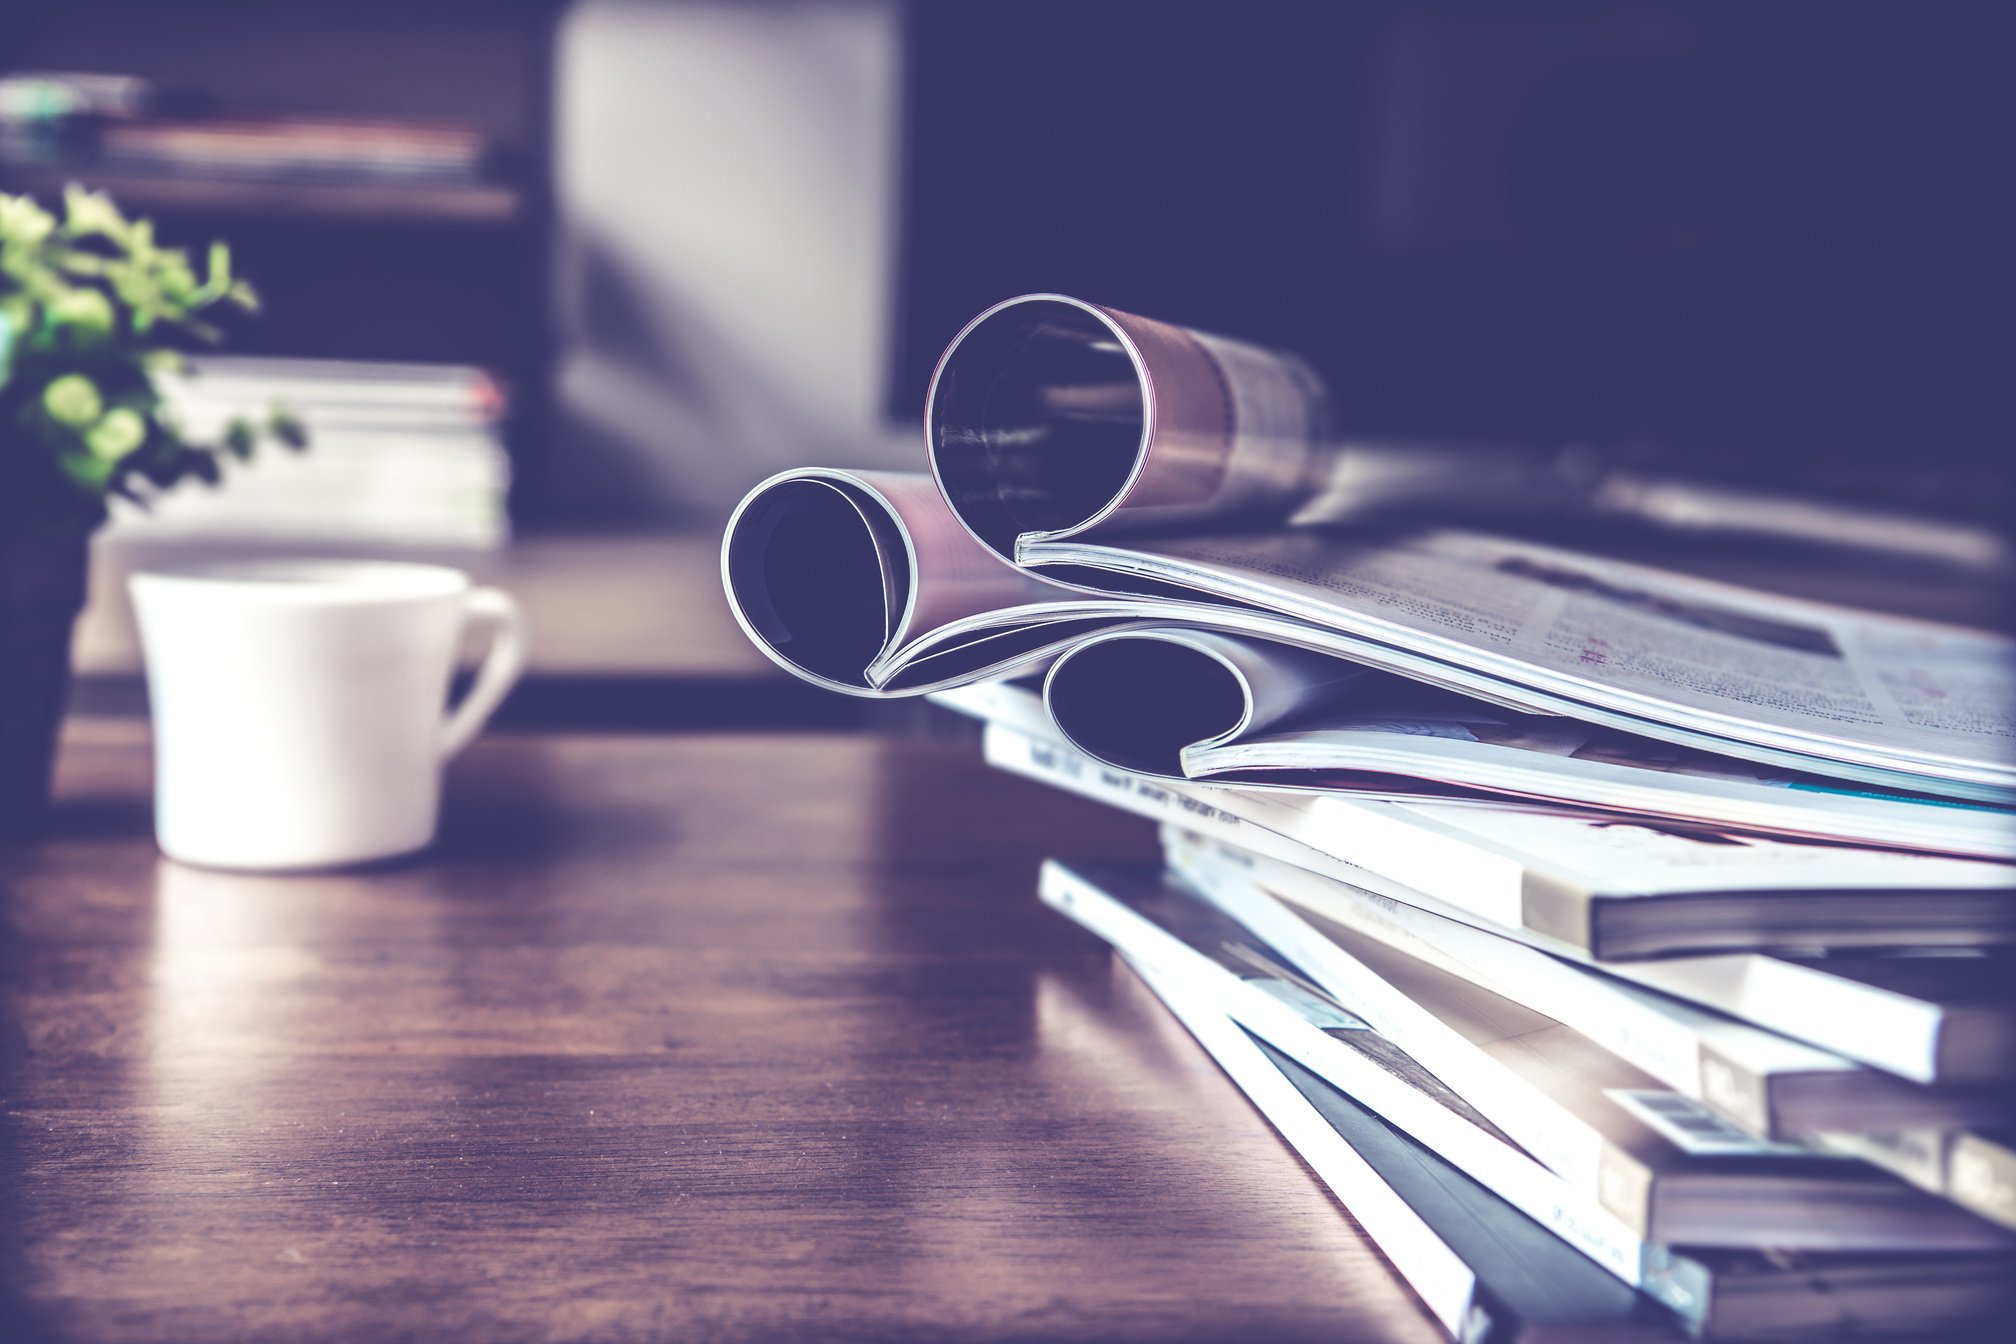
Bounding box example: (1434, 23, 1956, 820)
(2, 187, 290, 504)
(0, 193, 56, 247)
(108, 267, 158, 312)
(157, 251, 197, 303)
(52, 246, 108, 277)
(48, 286, 115, 345)
(42, 372, 103, 427)
(62, 184, 128, 240)
(84, 406, 147, 460)
(222, 419, 256, 460)
(269, 404, 308, 449)
(58, 449, 116, 491)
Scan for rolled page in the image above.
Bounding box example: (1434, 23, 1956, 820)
(1042, 628, 1375, 777)
(925, 294, 1335, 561)
(923, 292, 1599, 565)
(721, 468, 1051, 694)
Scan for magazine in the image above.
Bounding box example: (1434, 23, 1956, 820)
(963, 685, 2016, 1083)
(1152, 850, 2010, 1252)
(725, 468, 2016, 800)
(1019, 527, 2016, 797)
(1820, 1127, 2016, 1232)
(1039, 628, 2016, 859)
(1119, 953, 1680, 1343)
(940, 682, 2016, 961)
(1112, 919, 2016, 1342)
(1164, 831, 2014, 1139)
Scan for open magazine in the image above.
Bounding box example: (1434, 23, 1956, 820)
(724, 292, 2015, 804)
(724, 466, 2016, 803)
(1038, 628, 2016, 860)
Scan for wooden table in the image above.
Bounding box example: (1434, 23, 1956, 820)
(1, 722, 1443, 1343)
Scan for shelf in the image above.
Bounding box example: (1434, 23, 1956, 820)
(0, 164, 525, 225)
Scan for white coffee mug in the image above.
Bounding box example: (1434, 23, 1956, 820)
(130, 559, 527, 870)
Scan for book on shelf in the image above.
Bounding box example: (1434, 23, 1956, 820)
(0, 69, 496, 188)
(106, 355, 511, 551)
(0, 71, 153, 124)
(94, 117, 491, 185)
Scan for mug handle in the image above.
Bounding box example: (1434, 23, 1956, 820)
(440, 587, 528, 759)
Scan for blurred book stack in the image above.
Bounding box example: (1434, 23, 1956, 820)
(90, 118, 487, 187)
(107, 356, 511, 550)
(0, 71, 151, 163)
(0, 70, 490, 184)
(0, 70, 512, 221)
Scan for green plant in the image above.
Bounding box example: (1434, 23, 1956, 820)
(0, 185, 305, 529)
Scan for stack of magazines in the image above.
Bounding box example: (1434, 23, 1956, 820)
(722, 294, 2016, 1341)
(107, 356, 511, 550)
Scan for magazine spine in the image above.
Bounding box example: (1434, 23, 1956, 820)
(1167, 849, 1638, 1223)
(1167, 833, 1845, 1144)
(1615, 956, 1946, 1085)
(1822, 1129, 2016, 1232)
(1116, 956, 1487, 1341)
(1038, 860, 1655, 1287)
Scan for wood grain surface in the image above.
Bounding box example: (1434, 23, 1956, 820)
(0, 722, 1445, 1344)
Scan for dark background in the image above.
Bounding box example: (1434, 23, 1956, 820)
(895, 1, 2016, 523)
(7, 1, 2011, 530)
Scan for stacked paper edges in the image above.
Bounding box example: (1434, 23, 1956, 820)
(719, 297, 2016, 1343)
(107, 355, 511, 550)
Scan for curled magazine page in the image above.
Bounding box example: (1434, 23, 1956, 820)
(924, 294, 1587, 562)
(721, 468, 1072, 695)
(1018, 526, 2016, 797)
(925, 294, 1335, 559)
(1042, 628, 1381, 777)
